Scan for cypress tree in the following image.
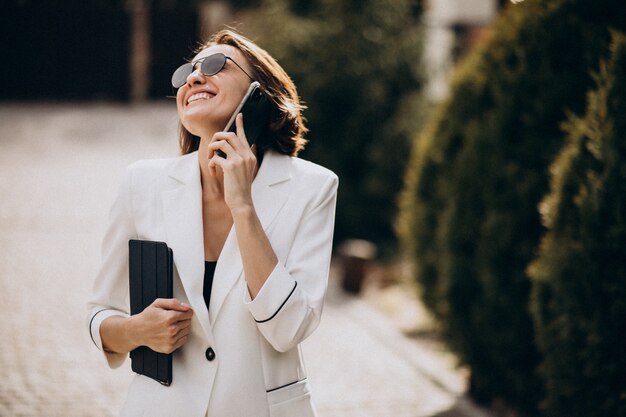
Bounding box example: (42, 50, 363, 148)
(399, 0, 626, 412)
(528, 30, 626, 417)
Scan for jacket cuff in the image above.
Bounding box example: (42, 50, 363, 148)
(243, 262, 297, 323)
(89, 308, 129, 369)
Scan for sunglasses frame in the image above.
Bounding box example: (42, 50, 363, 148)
(171, 52, 255, 88)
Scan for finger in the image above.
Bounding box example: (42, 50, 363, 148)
(175, 321, 192, 338)
(176, 318, 192, 330)
(235, 113, 252, 152)
(209, 158, 218, 176)
(207, 148, 220, 175)
(208, 132, 231, 159)
(209, 133, 241, 159)
(153, 298, 191, 312)
(235, 113, 246, 142)
(208, 139, 237, 158)
(167, 309, 194, 324)
(175, 310, 194, 321)
(208, 151, 226, 174)
(208, 132, 229, 159)
(211, 131, 238, 147)
(172, 335, 189, 351)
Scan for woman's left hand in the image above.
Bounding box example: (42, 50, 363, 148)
(207, 113, 258, 211)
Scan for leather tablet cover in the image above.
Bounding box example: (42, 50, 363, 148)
(128, 239, 173, 386)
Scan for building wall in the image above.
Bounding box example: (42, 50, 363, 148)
(422, 0, 501, 101)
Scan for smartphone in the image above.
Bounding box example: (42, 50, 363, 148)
(218, 81, 271, 157)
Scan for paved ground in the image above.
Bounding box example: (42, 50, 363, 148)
(0, 103, 492, 417)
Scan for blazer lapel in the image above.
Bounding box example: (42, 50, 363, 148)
(209, 151, 293, 324)
(161, 152, 213, 341)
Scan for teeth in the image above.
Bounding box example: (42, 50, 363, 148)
(187, 92, 212, 104)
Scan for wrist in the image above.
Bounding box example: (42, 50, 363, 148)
(230, 203, 255, 220)
(125, 315, 141, 349)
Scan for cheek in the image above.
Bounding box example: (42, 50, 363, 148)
(221, 86, 248, 116)
(175, 90, 186, 114)
(175, 91, 197, 133)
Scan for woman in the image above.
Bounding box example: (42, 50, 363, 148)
(87, 29, 338, 417)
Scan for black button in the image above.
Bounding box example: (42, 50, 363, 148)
(205, 347, 216, 361)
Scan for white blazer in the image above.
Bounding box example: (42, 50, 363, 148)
(87, 149, 338, 417)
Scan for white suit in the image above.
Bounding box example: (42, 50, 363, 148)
(87, 150, 338, 417)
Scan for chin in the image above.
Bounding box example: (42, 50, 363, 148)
(181, 109, 225, 137)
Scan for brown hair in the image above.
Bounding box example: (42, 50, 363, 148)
(178, 29, 308, 157)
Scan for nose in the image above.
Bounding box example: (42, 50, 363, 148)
(185, 66, 206, 86)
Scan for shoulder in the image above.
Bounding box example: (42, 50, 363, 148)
(126, 152, 190, 175)
(124, 152, 196, 186)
(290, 156, 338, 183)
(289, 156, 338, 201)
(263, 150, 338, 186)
(260, 152, 338, 211)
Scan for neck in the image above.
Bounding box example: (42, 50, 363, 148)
(198, 135, 225, 198)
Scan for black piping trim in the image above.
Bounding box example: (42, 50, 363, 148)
(255, 281, 298, 323)
(88, 308, 112, 348)
(266, 378, 306, 393)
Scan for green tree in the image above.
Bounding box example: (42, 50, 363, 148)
(528, 30, 626, 417)
(399, 0, 626, 412)
(246, 0, 425, 255)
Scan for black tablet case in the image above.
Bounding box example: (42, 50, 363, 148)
(128, 239, 173, 386)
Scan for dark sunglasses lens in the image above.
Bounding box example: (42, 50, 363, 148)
(171, 63, 193, 88)
(201, 54, 226, 76)
(171, 54, 227, 88)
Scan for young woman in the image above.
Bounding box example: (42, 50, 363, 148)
(88, 29, 338, 417)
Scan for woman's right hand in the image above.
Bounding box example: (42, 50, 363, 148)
(129, 298, 194, 354)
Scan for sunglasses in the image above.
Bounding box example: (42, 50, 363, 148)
(171, 53, 254, 89)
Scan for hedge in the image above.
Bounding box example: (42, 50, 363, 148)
(398, 0, 626, 413)
(528, 30, 626, 417)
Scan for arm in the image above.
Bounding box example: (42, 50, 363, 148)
(87, 166, 136, 368)
(244, 174, 338, 352)
(208, 113, 279, 298)
(208, 115, 338, 352)
(87, 165, 193, 368)
(231, 204, 278, 299)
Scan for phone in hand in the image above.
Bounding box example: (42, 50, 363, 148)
(217, 81, 271, 158)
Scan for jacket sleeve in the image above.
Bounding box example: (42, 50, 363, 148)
(243, 173, 338, 352)
(86, 166, 137, 368)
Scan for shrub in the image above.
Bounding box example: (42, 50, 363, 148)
(528, 30, 626, 417)
(398, 0, 626, 412)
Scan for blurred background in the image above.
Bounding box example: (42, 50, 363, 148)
(1, 0, 625, 416)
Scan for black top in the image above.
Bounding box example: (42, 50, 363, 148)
(204, 261, 217, 308)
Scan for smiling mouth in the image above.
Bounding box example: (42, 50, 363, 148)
(187, 92, 215, 104)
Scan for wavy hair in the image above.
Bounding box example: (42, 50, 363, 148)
(178, 29, 308, 157)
